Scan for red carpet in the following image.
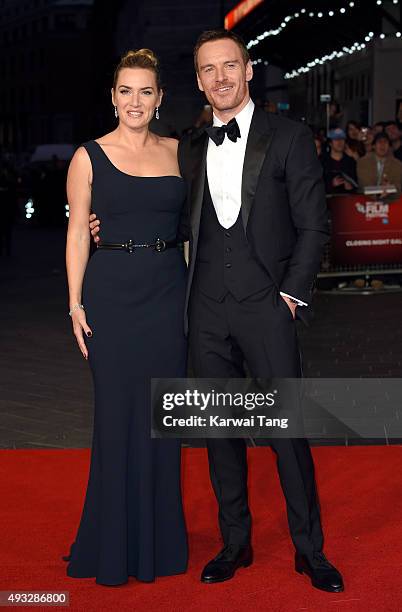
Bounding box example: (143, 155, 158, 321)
(1, 446, 402, 611)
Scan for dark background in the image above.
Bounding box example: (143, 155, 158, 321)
(1, 0, 401, 155)
(0, 0, 239, 152)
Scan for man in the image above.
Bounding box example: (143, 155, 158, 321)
(373, 121, 386, 135)
(357, 131, 402, 194)
(321, 128, 357, 194)
(90, 30, 343, 593)
(385, 121, 402, 162)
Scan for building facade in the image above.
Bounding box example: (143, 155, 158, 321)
(0, 0, 240, 152)
(0, 0, 101, 153)
(287, 36, 402, 128)
(231, 0, 402, 129)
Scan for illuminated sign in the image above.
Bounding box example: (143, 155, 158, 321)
(224, 0, 264, 30)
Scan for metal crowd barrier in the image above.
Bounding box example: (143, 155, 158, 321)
(318, 194, 402, 279)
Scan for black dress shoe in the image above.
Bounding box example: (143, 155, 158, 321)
(201, 544, 253, 584)
(295, 552, 344, 593)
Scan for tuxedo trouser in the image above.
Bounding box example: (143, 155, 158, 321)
(188, 286, 324, 558)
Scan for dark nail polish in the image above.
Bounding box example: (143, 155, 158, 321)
(86, 331, 92, 337)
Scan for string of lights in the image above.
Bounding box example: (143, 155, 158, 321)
(247, 0, 399, 51)
(282, 30, 402, 79)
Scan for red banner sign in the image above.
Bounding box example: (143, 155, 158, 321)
(328, 194, 402, 264)
(224, 0, 264, 30)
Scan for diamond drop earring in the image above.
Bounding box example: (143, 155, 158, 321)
(114, 106, 118, 118)
(155, 107, 160, 120)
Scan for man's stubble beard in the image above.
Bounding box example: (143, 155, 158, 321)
(208, 90, 249, 115)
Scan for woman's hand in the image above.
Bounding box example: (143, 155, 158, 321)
(89, 213, 100, 243)
(70, 307, 92, 359)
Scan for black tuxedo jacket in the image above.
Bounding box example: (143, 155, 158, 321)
(177, 106, 329, 331)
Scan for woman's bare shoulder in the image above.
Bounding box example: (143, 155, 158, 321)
(70, 145, 91, 166)
(68, 146, 93, 185)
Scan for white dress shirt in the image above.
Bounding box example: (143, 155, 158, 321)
(207, 98, 254, 229)
(206, 98, 307, 307)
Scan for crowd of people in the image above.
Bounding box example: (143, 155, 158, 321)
(314, 119, 402, 196)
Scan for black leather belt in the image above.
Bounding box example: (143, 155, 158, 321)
(97, 238, 182, 254)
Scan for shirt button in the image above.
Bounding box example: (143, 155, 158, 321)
(225, 263, 232, 268)
(225, 231, 231, 237)
(225, 247, 232, 253)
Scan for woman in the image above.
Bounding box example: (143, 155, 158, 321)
(345, 120, 365, 159)
(64, 49, 188, 585)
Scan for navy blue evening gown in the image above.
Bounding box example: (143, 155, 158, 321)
(65, 140, 188, 585)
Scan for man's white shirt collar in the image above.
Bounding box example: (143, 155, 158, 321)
(212, 98, 255, 135)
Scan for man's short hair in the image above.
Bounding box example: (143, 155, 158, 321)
(373, 132, 391, 145)
(386, 120, 399, 129)
(194, 29, 250, 73)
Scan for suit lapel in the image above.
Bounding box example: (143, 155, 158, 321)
(189, 130, 209, 239)
(241, 107, 275, 231)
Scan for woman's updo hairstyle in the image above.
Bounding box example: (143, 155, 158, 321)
(112, 49, 161, 90)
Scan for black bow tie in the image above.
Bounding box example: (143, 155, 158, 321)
(206, 117, 241, 146)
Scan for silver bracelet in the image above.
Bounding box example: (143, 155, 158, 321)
(69, 303, 85, 317)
